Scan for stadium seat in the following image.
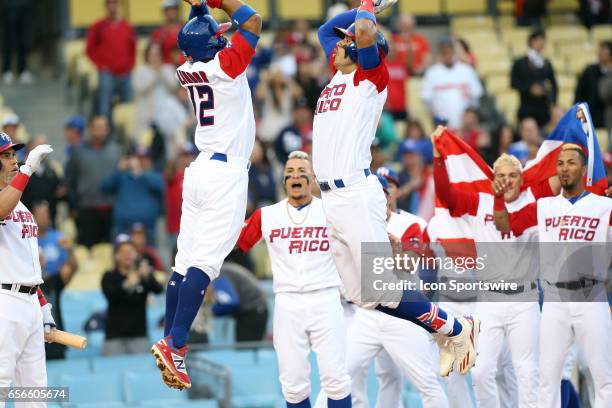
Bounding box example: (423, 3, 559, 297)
(557, 74, 577, 93)
(71, 403, 129, 408)
(403, 391, 424, 408)
(91, 243, 113, 273)
(399, 0, 442, 16)
(486, 75, 511, 94)
(47, 358, 92, 378)
(123, 371, 188, 404)
(568, 55, 595, 75)
(277, 0, 323, 20)
(500, 27, 529, 48)
(197, 349, 258, 366)
(558, 90, 574, 110)
(596, 129, 609, 153)
(495, 91, 520, 125)
(58, 373, 123, 404)
(91, 353, 155, 373)
(210, 317, 236, 345)
(548, 0, 580, 12)
(591, 25, 612, 43)
(139, 400, 218, 408)
(112, 103, 136, 141)
(451, 16, 494, 32)
(478, 58, 511, 79)
(127, 0, 163, 26)
(446, 0, 486, 14)
(548, 26, 589, 45)
(68, 0, 106, 28)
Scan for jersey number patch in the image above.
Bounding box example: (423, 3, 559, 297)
(187, 85, 215, 126)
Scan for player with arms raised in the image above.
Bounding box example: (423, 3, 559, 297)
(0, 133, 56, 405)
(493, 144, 612, 408)
(151, 0, 261, 390)
(313, 0, 479, 377)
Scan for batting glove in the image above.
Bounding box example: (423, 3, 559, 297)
(374, 0, 398, 14)
(41, 303, 57, 334)
(21, 144, 53, 176)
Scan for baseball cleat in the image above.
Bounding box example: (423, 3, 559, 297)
(449, 315, 480, 375)
(151, 336, 191, 390)
(433, 333, 454, 377)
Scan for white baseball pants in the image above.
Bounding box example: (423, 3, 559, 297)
(273, 288, 351, 403)
(538, 300, 612, 408)
(472, 301, 540, 408)
(0, 291, 47, 408)
(173, 152, 249, 280)
(320, 176, 400, 309)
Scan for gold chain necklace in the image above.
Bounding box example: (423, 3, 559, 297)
(285, 199, 312, 225)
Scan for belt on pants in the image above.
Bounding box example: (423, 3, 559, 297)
(1, 283, 39, 295)
(205, 152, 251, 170)
(488, 281, 537, 295)
(546, 278, 600, 290)
(318, 169, 371, 191)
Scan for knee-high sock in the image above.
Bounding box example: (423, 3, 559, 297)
(286, 398, 310, 408)
(168, 267, 211, 348)
(561, 379, 581, 408)
(376, 289, 463, 336)
(164, 271, 184, 337)
(328, 395, 351, 407)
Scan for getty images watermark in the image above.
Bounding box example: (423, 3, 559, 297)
(360, 242, 611, 303)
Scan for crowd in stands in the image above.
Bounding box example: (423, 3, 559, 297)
(0, 0, 611, 359)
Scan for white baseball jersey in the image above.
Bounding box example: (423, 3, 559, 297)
(0, 201, 42, 285)
(509, 192, 612, 281)
(176, 32, 256, 159)
(312, 56, 388, 181)
(238, 197, 341, 293)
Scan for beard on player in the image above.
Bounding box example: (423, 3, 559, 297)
(556, 148, 587, 194)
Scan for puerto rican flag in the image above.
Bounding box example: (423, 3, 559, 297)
(429, 103, 608, 244)
(522, 102, 608, 194)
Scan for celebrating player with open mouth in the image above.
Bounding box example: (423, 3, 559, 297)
(312, 0, 479, 377)
(151, 0, 262, 390)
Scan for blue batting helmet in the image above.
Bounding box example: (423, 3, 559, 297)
(178, 15, 232, 62)
(333, 23, 389, 63)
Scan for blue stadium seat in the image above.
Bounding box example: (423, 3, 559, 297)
(58, 373, 123, 404)
(91, 353, 154, 373)
(210, 317, 236, 345)
(47, 358, 92, 378)
(403, 391, 423, 407)
(139, 399, 218, 408)
(72, 402, 129, 408)
(123, 371, 189, 404)
(231, 365, 281, 408)
(66, 332, 104, 358)
(197, 350, 257, 366)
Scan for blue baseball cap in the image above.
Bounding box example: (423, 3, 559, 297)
(113, 233, 135, 251)
(0, 131, 25, 154)
(376, 166, 399, 186)
(397, 139, 420, 156)
(64, 115, 86, 134)
(376, 174, 389, 193)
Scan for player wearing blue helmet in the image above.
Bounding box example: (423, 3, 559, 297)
(151, 0, 261, 391)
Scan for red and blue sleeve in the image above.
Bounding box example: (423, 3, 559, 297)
(218, 30, 258, 79)
(317, 9, 357, 61)
(237, 208, 263, 252)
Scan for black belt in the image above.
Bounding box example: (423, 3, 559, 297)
(546, 278, 600, 290)
(319, 169, 371, 191)
(1, 283, 39, 295)
(489, 281, 537, 295)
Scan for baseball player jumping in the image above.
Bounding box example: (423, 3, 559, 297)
(432, 128, 561, 408)
(313, 0, 479, 376)
(0, 132, 55, 407)
(151, 0, 261, 390)
(238, 151, 352, 407)
(494, 143, 612, 408)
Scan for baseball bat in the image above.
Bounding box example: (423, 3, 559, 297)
(44, 330, 88, 349)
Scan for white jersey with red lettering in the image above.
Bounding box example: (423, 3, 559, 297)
(312, 58, 388, 181)
(176, 32, 256, 159)
(238, 197, 341, 294)
(0, 201, 42, 285)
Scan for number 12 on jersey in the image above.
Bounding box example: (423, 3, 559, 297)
(187, 85, 215, 126)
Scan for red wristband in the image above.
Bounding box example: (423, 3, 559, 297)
(37, 289, 48, 307)
(207, 0, 222, 8)
(494, 195, 506, 211)
(359, 0, 375, 13)
(9, 173, 29, 192)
